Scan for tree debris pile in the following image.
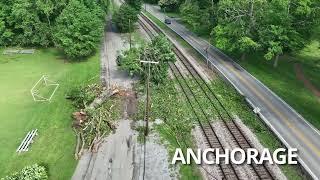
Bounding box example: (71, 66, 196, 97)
(73, 105, 118, 159)
(68, 84, 122, 159)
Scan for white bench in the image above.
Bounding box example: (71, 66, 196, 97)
(3, 49, 35, 55)
(16, 129, 38, 153)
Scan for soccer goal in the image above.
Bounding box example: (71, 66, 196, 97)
(30, 75, 59, 102)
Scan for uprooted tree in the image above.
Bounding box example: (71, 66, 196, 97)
(67, 84, 121, 159)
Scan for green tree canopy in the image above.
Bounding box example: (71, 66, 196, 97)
(180, 1, 201, 30)
(256, 0, 319, 67)
(54, 0, 104, 58)
(158, 0, 180, 11)
(209, 0, 319, 66)
(113, 4, 139, 33)
(0, 0, 107, 59)
(211, 0, 265, 58)
(125, 0, 142, 10)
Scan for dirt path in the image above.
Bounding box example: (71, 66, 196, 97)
(294, 63, 320, 98)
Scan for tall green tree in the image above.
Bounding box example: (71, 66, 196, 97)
(180, 0, 212, 35)
(257, 0, 319, 67)
(54, 0, 104, 58)
(11, 0, 52, 46)
(142, 35, 176, 83)
(211, 0, 264, 59)
(0, 0, 68, 47)
(180, 1, 200, 30)
(82, 0, 106, 18)
(118, 35, 176, 84)
(113, 4, 139, 33)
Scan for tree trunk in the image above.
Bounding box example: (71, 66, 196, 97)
(241, 53, 246, 61)
(249, 0, 254, 28)
(273, 54, 279, 68)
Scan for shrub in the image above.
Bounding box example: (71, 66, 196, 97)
(1, 164, 48, 180)
(66, 84, 102, 108)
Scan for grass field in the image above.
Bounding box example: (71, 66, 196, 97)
(0, 48, 99, 179)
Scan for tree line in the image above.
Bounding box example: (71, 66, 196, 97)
(0, 0, 109, 59)
(152, 0, 320, 67)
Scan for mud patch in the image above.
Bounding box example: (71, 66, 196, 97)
(124, 90, 138, 118)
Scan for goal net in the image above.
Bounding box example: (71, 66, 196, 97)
(30, 75, 59, 102)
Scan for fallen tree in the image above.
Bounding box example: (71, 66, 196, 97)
(68, 84, 122, 159)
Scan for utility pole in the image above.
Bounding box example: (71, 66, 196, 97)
(129, 18, 132, 49)
(140, 60, 159, 136)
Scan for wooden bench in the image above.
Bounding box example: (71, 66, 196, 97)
(16, 129, 38, 153)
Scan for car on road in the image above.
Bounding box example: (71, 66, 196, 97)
(164, 18, 171, 24)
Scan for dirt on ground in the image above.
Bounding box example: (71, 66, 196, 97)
(294, 63, 320, 98)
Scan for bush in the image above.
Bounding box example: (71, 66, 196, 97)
(67, 84, 102, 109)
(112, 4, 139, 33)
(117, 47, 142, 76)
(1, 164, 48, 180)
(54, 0, 104, 59)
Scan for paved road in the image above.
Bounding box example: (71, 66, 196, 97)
(145, 4, 320, 180)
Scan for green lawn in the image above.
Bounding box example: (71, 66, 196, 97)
(0, 48, 100, 179)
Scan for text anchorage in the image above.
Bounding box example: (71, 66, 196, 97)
(172, 148, 298, 165)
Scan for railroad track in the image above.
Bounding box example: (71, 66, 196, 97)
(138, 12, 274, 180)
